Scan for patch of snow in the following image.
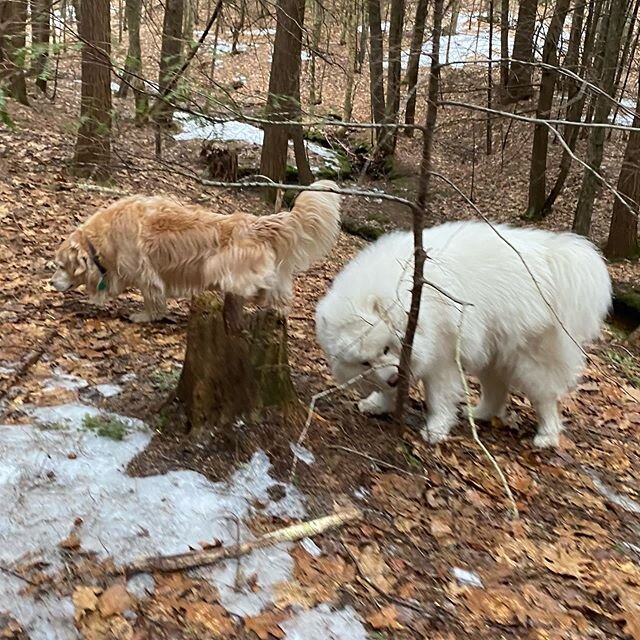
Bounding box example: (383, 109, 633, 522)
(0, 363, 16, 375)
(353, 486, 369, 500)
(42, 368, 89, 392)
(300, 537, 322, 557)
(0, 406, 311, 638)
(111, 81, 120, 93)
(281, 604, 369, 639)
(127, 573, 156, 600)
(119, 372, 137, 383)
(290, 442, 316, 465)
(245, 27, 277, 36)
(591, 474, 640, 514)
(305, 141, 342, 171)
(95, 383, 122, 398)
(612, 98, 638, 126)
(451, 566, 484, 588)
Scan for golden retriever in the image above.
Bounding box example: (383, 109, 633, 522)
(51, 180, 341, 322)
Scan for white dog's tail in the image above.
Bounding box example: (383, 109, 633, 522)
(261, 180, 342, 273)
(547, 232, 612, 343)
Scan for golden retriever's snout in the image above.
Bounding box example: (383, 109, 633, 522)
(51, 269, 73, 292)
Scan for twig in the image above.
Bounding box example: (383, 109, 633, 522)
(0, 564, 38, 586)
(327, 445, 430, 480)
(122, 507, 362, 576)
(454, 308, 519, 519)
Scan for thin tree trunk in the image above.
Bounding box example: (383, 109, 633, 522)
(486, 0, 494, 154)
(525, 0, 571, 218)
(356, 0, 367, 72)
(573, 0, 627, 236)
(231, 0, 246, 53)
(404, 0, 429, 135)
(499, 0, 509, 89)
(74, 0, 112, 178)
(309, 0, 324, 105)
(118, 0, 149, 123)
(184, 0, 196, 54)
(368, 0, 386, 140)
(0, 0, 29, 104)
(396, 0, 443, 420)
(155, 0, 185, 125)
(381, 0, 405, 155)
(506, 0, 538, 102)
(343, 0, 356, 121)
(604, 78, 640, 259)
(32, 0, 52, 94)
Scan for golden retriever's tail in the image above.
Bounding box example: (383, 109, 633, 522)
(268, 179, 342, 273)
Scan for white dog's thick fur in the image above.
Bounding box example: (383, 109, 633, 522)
(52, 181, 341, 322)
(315, 221, 612, 448)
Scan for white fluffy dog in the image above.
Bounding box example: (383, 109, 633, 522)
(315, 221, 612, 448)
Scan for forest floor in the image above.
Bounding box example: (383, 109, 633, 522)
(2, 14, 640, 640)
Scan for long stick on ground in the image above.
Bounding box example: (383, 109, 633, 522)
(123, 507, 362, 576)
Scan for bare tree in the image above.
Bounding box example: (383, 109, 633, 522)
(499, 0, 509, 89)
(32, 0, 52, 94)
(368, 0, 386, 135)
(404, 0, 429, 135)
(525, 0, 571, 218)
(573, 0, 628, 236)
(381, 0, 405, 154)
(309, 0, 324, 105)
(605, 78, 640, 259)
(74, 0, 112, 178)
(117, 0, 149, 124)
(155, 0, 185, 125)
(0, 0, 29, 104)
(506, 0, 538, 102)
(259, 0, 313, 191)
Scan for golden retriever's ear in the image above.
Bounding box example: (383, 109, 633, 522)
(73, 252, 88, 277)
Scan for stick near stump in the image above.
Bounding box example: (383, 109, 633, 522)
(122, 507, 362, 576)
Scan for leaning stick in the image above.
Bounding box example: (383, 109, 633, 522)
(123, 507, 362, 576)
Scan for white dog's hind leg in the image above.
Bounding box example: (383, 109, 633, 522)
(358, 390, 395, 415)
(473, 369, 509, 421)
(531, 397, 563, 448)
(421, 364, 464, 444)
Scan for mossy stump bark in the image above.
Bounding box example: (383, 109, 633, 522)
(177, 292, 300, 435)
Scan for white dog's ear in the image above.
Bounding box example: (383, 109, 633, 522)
(371, 296, 386, 316)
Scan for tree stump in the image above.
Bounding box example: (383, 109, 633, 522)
(177, 292, 300, 435)
(200, 142, 239, 181)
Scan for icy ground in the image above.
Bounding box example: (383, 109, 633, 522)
(0, 367, 368, 640)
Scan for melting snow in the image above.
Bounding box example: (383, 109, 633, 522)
(590, 473, 640, 514)
(611, 98, 638, 127)
(290, 442, 316, 465)
(173, 112, 343, 173)
(42, 368, 89, 392)
(1, 398, 366, 638)
(95, 383, 123, 397)
(451, 566, 484, 588)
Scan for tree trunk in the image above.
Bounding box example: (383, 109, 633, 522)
(343, 0, 356, 121)
(525, 0, 571, 218)
(605, 78, 640, 259)
(443, 0, 460, 36)
(381, 0, 405, 155)
(403, 0, 429, 135)
(506, 0, 538, 102)
(499, 0, 509, 89)
(230, 0, 246, 54)
(259, 0, 312, 195)
(356, 0, 367, 72)
(184, 0, 196, 53)
(177, 293, 300, 435)
(155, 0, 184, 125)
(542, 0, 590, 212)
(74, 0, 112, 178)
(118, 0, 149, 124)
(573, 0, 627, 236)
(32, 0, 52, 94)
(368, 0, 386, 135)
(0, 0, 29, 104)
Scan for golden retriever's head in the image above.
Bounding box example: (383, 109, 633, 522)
(52, 232, 104, 296)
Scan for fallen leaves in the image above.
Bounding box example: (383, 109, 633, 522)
(243, 610, 289, 639)
(366, 604, 404, 630)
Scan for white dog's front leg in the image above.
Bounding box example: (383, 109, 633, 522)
(358, 390, 395, 416)
(421, 366, 463, 444)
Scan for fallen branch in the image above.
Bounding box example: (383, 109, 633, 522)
(454, 308, 519, 519)
(0, 328, 58, 406)
(123, 507, 362, 576)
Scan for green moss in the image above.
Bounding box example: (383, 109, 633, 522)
(150, 368, 181, 393)
(340, 218, 385, 241)
(82, 414, 128, 440)
(602, 349, 640, 387)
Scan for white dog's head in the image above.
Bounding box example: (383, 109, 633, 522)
(315, 294, 404, 392)
(52, 232, 107, 300)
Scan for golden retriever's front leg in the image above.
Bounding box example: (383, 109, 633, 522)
(130, 271, 167, 323)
